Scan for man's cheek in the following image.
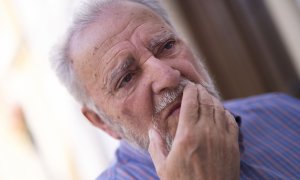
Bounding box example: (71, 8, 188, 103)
(121, 105, 134, 118)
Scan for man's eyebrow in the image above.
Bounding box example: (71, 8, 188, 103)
(108, 58, 134, 85)
(148, 31, 175, 50)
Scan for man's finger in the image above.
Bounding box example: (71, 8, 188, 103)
(197, 84, 214, 123)
(225, 110, 239, 139)
(178, 83, 199, 128)
(197, 84, 214, 106)
(148, 128, 167, 172)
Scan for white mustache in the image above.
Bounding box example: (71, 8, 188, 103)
(154, 79, 190, 114)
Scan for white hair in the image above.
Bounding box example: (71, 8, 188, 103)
(50, 0, 171, 122)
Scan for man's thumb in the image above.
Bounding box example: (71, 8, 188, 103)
(148, 128, 167, 171)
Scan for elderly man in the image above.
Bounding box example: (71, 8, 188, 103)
(51, 0, 300, 179)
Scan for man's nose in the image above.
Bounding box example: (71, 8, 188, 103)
(145, 57, 181, 94)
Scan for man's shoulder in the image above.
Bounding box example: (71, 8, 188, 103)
(224, 92, 299, 107)
(97, 159, 159, 180)
(224, 92, 300, 116)
(96, 163, 130, 180)
(224, 92, 300, 131)
(225, 93, 300, 179)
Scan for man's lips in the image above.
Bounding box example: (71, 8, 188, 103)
(162, 97, 182, 121)
(168, 103, 181, 117)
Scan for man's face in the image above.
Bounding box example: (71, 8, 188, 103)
(70, 1, 214, 150)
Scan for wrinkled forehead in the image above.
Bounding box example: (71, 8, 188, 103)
(69, 1, 165, 65)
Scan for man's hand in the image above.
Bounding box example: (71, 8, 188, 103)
(148, 83, 240, 180)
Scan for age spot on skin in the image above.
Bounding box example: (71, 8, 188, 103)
(121, 106, 134, 118)
(92, 46, 99, 56)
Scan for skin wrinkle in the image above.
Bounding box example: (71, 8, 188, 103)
(110, 58, 134, 84)
(118, 79, 149, 130)
(92, 13, 158, 60)
(144, 31, 174, 54)
(121, 103, 134, 119)
(148, 31, 175, 51)
(101, 45, 134, 90)
(114, 60, 153, 119)
(115, 76, 152, 149)
(107, 58, 135, 92)
(92, 46, 99, 56)
(70, 35, 105, 98)
(92, 15, 133, 57)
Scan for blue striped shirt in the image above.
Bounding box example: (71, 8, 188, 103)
(98, 93, 300, 179)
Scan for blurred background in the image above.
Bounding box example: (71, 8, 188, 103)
(0, 0, 300, 179)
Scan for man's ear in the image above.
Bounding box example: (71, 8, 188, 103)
(81, 106, 121, 140)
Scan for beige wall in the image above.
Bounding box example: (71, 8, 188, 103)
(264, 0, 300, 77)
(164, 0, 300, 79)
(159, 0, 198, 50)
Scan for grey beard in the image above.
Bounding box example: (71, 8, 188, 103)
(154, 79, 189, 114)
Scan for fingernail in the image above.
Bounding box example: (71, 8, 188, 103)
(187, 81, 195, 86)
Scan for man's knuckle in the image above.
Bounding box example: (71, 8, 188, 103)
(177, 130, 199, 149)
(229, 119, 238, 129)
(203, 125, 212, 136)
(186, 98, 198, 109)
(156, 167, 163, 177)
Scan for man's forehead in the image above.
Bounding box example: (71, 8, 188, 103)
(69, 1, 164, 65)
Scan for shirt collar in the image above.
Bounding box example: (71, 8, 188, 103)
(117, 140, 153, 165)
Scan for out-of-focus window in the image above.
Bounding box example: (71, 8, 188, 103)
(166, 0, 300, 99)
(0, 0, 118, 179)
(265, 0, 300, 78)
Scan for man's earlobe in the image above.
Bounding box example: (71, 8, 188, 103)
(81, 106, 122, 140)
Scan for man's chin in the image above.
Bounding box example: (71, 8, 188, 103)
(124, 129, 175, 153)
(123, 112, 179, 152)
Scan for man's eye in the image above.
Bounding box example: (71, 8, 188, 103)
(123, 73, 133, 83)
(157, 40, 176, 56)
(118, 73, 134, 88)
(164, 40, 175, 50)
